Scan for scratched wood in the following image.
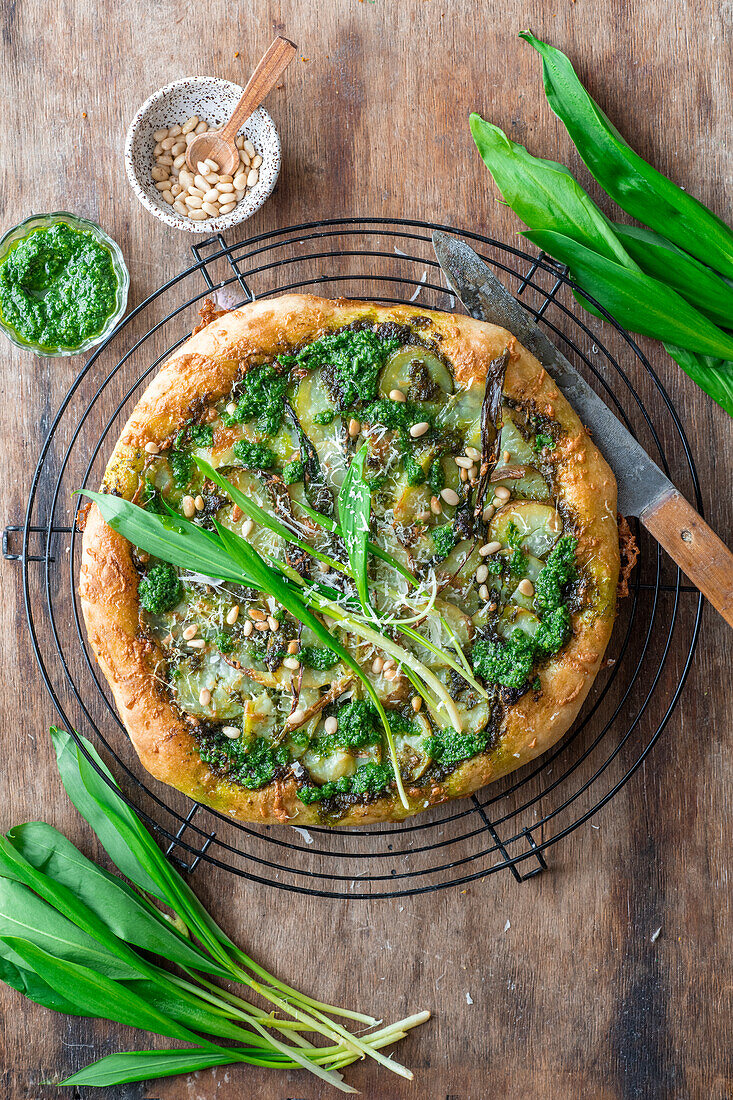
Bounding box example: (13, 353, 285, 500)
(1, 1, 731, 1098)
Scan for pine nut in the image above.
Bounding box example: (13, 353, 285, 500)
(171, 182, 182, 196)
(430, 496, 442, 514)
(219, 202, 236, 214)
(179, 169, 194, 188)
(226, 605, 240, 625)
(246, 168, 259, 187)
(155, 180, 171, 191)
(173, 200, 188, 216)
(455, 456, 473, 469)
(187, 638, 206, 649)
(185, 132, 197, 145)
(383, 668, 398, 682)
(255, 621, 269, 632)
(480, 540, 502, 556)
(182, 495, 196, 518)
(372, 657, 384, 674)
(517, 579, 535, 597)
(287, 640, 299, 655)
(188, 210, 209, 220)
(411, 696, 423, 713)
(502, 450, 511, 464)
(185, 195, 204, 209)
(194, 174, 209, 191)
(154, 142, 164, 157)
(476, 564, 489, 583)
(479, 584, 490, 600)
(222, 726, 241, 739)
(460, 467, 468, 483)
(218, 175, 234, 183)
(468, 465, 478, 480)
(494, 485, 511, 502)
(389, 389, 406, 402)
(466, 446, 481, 461)
(283, 657, 300, 670)
(251, 154, 263, 169)
(233, 172, 248, 191)
(482, 505, 495, 522)
(203, 158, 218, 172)
(171, 141, 186, 155)
(199, 688, 211, 706)
(151, 166, 169, 181)
(194, 495, 205, 511)
(234, 189, 246, 201)
(197, 162, 209, 176)
(249, 608, 266, 621)
(145, 441, 159, 453)
(241, 519, 254, 538)
(410, 422, 430, 438)
(202, 201, 220, 217)
(440, 488, 459, 505)
(348, 418, 361, 438)
(324, 716, 338, 735)
(216, 181, 235, 193)
(243, 620, 253, 637)
(153, 129, 169, 142)
(157, 154, 174, 165)
(181, 116, 199, 134)
(160, 136, 176, 150)
(182, 624, 198, 640)
(268, 617, 279, 632)
(168, 124, 182, 137)
(288, 708, 306, 726)
(236, 135, 245, 149)
(173, 153, 186, 169)
(162, 191, 174, 204)
(243, 139, 256, 158)
(194, 120, 208, 133)
(226, 401, 237, 414)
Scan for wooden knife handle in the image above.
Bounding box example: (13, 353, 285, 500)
(641, 489, 733, 627)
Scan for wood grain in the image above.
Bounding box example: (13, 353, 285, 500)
(1, 2, 731, 1099)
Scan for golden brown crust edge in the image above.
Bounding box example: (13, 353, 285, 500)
(80, 293, 619, 826)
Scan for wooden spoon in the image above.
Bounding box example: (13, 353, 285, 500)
(185, 36, 297, 176)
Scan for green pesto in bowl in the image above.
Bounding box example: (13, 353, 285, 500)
(0, 213, 129, 356)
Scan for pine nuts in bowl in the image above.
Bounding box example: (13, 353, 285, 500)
(125, 78, 281, 234)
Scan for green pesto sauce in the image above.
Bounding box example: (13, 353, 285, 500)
(0, 223, 118, 349)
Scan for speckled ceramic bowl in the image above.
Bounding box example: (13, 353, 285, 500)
(125, 77, 281, 234)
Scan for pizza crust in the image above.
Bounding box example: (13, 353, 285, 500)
(80, 293, 619, 826)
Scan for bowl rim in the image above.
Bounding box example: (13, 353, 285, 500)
(124, 76, 281, 235)
(0, 211, 130, 358)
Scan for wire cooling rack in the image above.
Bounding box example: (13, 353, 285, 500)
(8, 218, 704, 898)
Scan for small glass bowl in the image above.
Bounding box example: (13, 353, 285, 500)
(0, 212, 130, 357)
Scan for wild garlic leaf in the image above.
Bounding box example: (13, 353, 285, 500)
(80, 491, 245, 583)
(520, 32, 733, 280)
(0, 878, 140, 980)
(613, 224, 733, 329)
(523, 229, 733, 359)
(50, 730, 231, 959)
(57, 1049, 242, 1088)
(337, 444, 373, 619)
(663, 346, 733, 418)
(469, 115, 635, 268)
(0, 945, 84, 1016)
(7, 823, 229, 977)
(3, 936, 215, 1046)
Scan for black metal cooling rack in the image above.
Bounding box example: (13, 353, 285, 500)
(7, 218, 704, 899)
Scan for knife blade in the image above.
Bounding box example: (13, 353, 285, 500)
(431, 230, 733, 627)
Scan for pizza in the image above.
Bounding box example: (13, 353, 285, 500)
(79, 293, 620, 826)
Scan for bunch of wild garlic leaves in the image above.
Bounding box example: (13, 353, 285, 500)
(0, 728, 428, 1090)
(471, 33, 733, 416)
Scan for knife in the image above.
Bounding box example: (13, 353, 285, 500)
(432, 231, 733, 628)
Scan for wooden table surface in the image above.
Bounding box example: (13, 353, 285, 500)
(1, 2, 731, 1098)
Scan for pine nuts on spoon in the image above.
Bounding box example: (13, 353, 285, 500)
(150, 115, 263, 224)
